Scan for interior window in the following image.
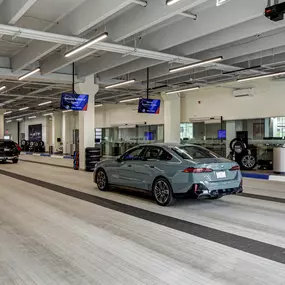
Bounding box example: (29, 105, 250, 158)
(145, 147, 172, 161)
(122, 147, 144, 161)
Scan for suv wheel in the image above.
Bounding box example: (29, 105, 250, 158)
(153, 178, 175, 206)
(12, 158, 18, 164)
(96, 169, 108, 191)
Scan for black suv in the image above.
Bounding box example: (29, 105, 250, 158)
(0, 139, 20, 163)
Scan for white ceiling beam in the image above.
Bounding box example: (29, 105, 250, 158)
(98, 58, 162, 81)
(11, 0, 133, 72)
(0, 67, 77, 84)
(41, 0, 212, 75)
(0, 0, 38, 24)
(77, 0, 267, 79)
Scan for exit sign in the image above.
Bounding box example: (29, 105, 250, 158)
(216, 0, 232, 6)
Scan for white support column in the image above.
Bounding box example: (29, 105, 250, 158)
(75, 75, 99, 170)
(0, 109, 5, 139)
(52, 111, 62, 153)
(161, 93, 181, 144)
(62, 112, 70, 155)
(226, 121, 236, 156)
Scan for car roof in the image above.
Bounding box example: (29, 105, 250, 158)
(137, 143, 197, 148)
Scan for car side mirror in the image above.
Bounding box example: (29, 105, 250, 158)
(116, 156, 122, 162)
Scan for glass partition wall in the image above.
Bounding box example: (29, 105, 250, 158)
(101, 124, 164, 156)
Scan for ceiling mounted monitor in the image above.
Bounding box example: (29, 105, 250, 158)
(138, 98, 161, 114)
(60, 93, 89, 111)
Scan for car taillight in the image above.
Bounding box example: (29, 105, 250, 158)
(230, 165, 240, 171)
(183, 167, 213, 173)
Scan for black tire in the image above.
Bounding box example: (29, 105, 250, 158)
(240, 154, 257, 170)
(230, 139, 246, 154)
(152, 177, 175, 206)
(12, 158, 18, 164)
(96, 169, 108, 191)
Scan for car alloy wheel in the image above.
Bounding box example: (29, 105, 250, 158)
(97, 170, 108, 191)
(153, 178, 174, 206)
(241, 155, 256, 170)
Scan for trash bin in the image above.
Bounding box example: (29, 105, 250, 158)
(273, 146, 285, 174)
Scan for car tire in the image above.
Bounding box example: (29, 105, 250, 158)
(152, 177, 175, 206)
(12, 158, 18, 164)
(240, 154, 257, 170)
(96, 169, 108, 191)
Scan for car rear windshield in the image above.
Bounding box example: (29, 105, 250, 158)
(172, 146, 219, 160)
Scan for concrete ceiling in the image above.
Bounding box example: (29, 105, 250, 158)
(0, 0, 285, 120)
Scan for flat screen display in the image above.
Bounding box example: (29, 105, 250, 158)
(29, 124, 42, 142)
(60, 93, 89, 111)
(138, 98, 161, 114)
(218, 129, 226, 140)
(144, 132, 154, 141)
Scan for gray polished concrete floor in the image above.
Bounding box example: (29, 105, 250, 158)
(0, 160, 285, 284)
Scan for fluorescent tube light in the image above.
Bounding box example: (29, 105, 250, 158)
(16, 118, 23, 121)
(28, 116, 37, 119)
(105, 79, 136, 89)
(166, 0, 180, 5)
(43, 113, 53, 116)
(0, 86, 6, 91)
(6, 120, 12, 123)
(166, 86, 200, 95)
(18, 68, 40, 81)
(95, 104, 103, 107)
(18, 107, 29, 111)
(4, 111, 12, 115)
(38, 101, 52, 106)
(119, 97, 140, 103)
(216, 0, 232, 6)
(62, 110, 73, 113)
(65, 32, 108, 58)
(237, 71, 285, 83)
(169, 56, 223, 73)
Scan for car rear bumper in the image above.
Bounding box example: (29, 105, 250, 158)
(175, 183, 243, 199)
(0, 156, 18, 161)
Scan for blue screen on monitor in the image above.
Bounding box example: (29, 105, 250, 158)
(144, 132, 154, 141)
(60, 93, 89, 111)
(218, 130, 226, 139)
(138, 98, 161, 114)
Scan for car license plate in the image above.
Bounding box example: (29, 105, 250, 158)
(216, 171, 226, 179)
(4, 148, 10, 151)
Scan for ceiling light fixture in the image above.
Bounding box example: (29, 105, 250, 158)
(19, 107, 29, 111)
(6, 120, 12, 123)
(119, 97, 140, 103)
(166, 86, 200, 95)
(4, 111, 12, 115)
(169, 56, 223, 73)
(28, 116, 37, 119)
(0, 86, 6, 91)
(237, 71, 285, 83)
(38, 101, 52, 106)
(18, 107, 30, 111)
(65, 32, 108, 58)
(18, 68, 41, 81)
(216, 0, 232, 6)
(105, 79, 136, 89)
(166, 0, 180, 5)
(43, 113, 53, 116)
(16, 118, 23, 121)
(62, 110, 73, 113)
(95, 104, 103, 107)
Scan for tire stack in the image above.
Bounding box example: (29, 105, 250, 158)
(85, 147, 100, 172)
(20, 140, 45, 152)
(229, 138, 257, 170)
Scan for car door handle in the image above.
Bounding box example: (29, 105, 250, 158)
(146, 165, 155, 168)
(127, 164, 132, 167)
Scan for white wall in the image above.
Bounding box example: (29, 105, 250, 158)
(95, 102, 164, 128)
(4, 122, 18, 142)
(181, 78, 285, 121)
